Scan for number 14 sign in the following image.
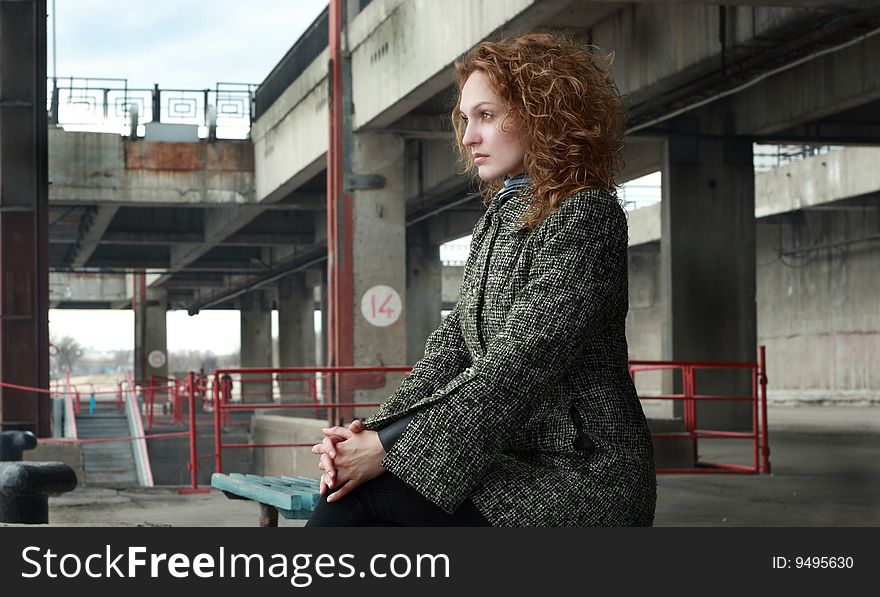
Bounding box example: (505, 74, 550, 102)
(360, 285, 402, 328)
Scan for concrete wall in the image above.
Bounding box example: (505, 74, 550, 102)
(756, 210, 880, 404)
(252, 414, 324, 479)
(25, 442, 85, 489)
(625, 213, 880, 405)
(625, 243, 667, 418)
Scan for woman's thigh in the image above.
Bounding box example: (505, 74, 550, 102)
(305, 472, 491, 527)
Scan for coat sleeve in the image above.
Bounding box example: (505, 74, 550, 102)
(380, 194, 628, 513)
(362, 304, 472, 427)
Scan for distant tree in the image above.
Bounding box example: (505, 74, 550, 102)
(111, 349, 133, 372)
(168, 349, 238, 376)
(50, 335, 84, 376)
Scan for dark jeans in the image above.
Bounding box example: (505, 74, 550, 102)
(305, 472, 491, 527)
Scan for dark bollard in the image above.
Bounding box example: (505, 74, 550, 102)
(0, 462, 78, 524)
(0, 431, 38, 461)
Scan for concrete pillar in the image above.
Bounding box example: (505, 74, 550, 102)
(660, 106, 757, 431)
(406, 221, 442, 365)
(277, 272, 319, 410)
(239, 290, 272, 404)
(350, 131, 408, 418)
(134, 286, 168, 386)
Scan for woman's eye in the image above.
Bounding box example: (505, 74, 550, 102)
(481, 112, 493, 119)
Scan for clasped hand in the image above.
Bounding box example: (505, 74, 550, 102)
(311, 420, 386, 502)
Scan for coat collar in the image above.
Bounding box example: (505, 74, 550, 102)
(488, 174, 533, 235)
(497, 187, 532, 235)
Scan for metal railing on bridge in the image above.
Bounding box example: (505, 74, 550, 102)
(47, 77, 257, 139)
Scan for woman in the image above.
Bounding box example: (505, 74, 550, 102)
(306, 32, 656, 527)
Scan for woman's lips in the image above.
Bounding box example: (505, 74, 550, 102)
(474, 155, 488, 164)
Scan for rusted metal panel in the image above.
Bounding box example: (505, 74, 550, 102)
(125, 140, 254, 172)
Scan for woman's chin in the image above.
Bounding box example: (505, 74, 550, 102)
(475, 167, 501, 182)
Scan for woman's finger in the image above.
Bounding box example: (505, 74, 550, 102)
(326, 479, 357, 503)
(322, 426, 353, 441)
(321, 436, 337, 458)
(319, 473, 329, 496)
(349, 419, 364, 433)
(320, 453, 336, 483)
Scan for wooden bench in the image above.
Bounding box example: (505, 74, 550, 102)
(211, 473, 321, 527)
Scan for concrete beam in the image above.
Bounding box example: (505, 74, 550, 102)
(426, 208, 483, 245)
(628, 145, 880, 246)
(49, 273, 129, 307)
(755, 146, 880, 217)
(49, 130, 254, 207)
(349, 0, 573, 130)
(69, 205, 118, 267)
(386, 114, 451, 139)
(253, 0, 572, 204)
(222, 233, 315, 247)
(628, 202, 662, 246)
(732, 31, 880, 135)
(151, 205, 262, 286)
(99, 230, 203, 245)
(620, 137, 664, 184)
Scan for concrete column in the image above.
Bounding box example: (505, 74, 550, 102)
(406, 221, 442, 365)
(277, 272, 319, 410)
(134, 287, 168, 386)
(660, 106, 757, 431)
(351, 131, 408, 417)
(239, 290, 272, 404)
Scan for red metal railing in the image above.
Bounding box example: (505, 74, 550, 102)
(629, 346, 770, 474)
(207, 366, 410, 480)
(6, 347, 771, 494)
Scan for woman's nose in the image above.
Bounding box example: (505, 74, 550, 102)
(462, 122, 479, 146)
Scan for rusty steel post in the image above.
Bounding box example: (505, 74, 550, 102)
(327, 0, 358, 425)
(0, 0, 51, 435)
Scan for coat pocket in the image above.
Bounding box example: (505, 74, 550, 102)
(569, 404, 595, 453)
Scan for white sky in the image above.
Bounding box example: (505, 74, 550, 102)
(48, 0, 327, 354)
(49, 0, 328, 89)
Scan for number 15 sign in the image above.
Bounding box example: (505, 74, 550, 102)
(360, 285, 402, 328)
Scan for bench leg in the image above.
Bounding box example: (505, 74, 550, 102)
(259, 503, 279, 527)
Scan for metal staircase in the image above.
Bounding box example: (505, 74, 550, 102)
(75, 412, 138, 486)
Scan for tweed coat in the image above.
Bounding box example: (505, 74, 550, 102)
(362, 183, 656, 526)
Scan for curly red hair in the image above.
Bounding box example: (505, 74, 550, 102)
(451, 32, 626, 229)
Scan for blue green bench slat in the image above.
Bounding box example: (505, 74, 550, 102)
(211, 473, 321, 520)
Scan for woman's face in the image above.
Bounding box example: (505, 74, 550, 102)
(459, 71, 526, 181)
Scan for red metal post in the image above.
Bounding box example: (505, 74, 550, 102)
(147, 374, 155, 430)
(684, 366, 697, 461)
(327, 0, 356, 426)
(213, 372, 223, 476)
(751, 361, 760, 473)
(759, 345, 770, 474)
(180, 371, 209, 494)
